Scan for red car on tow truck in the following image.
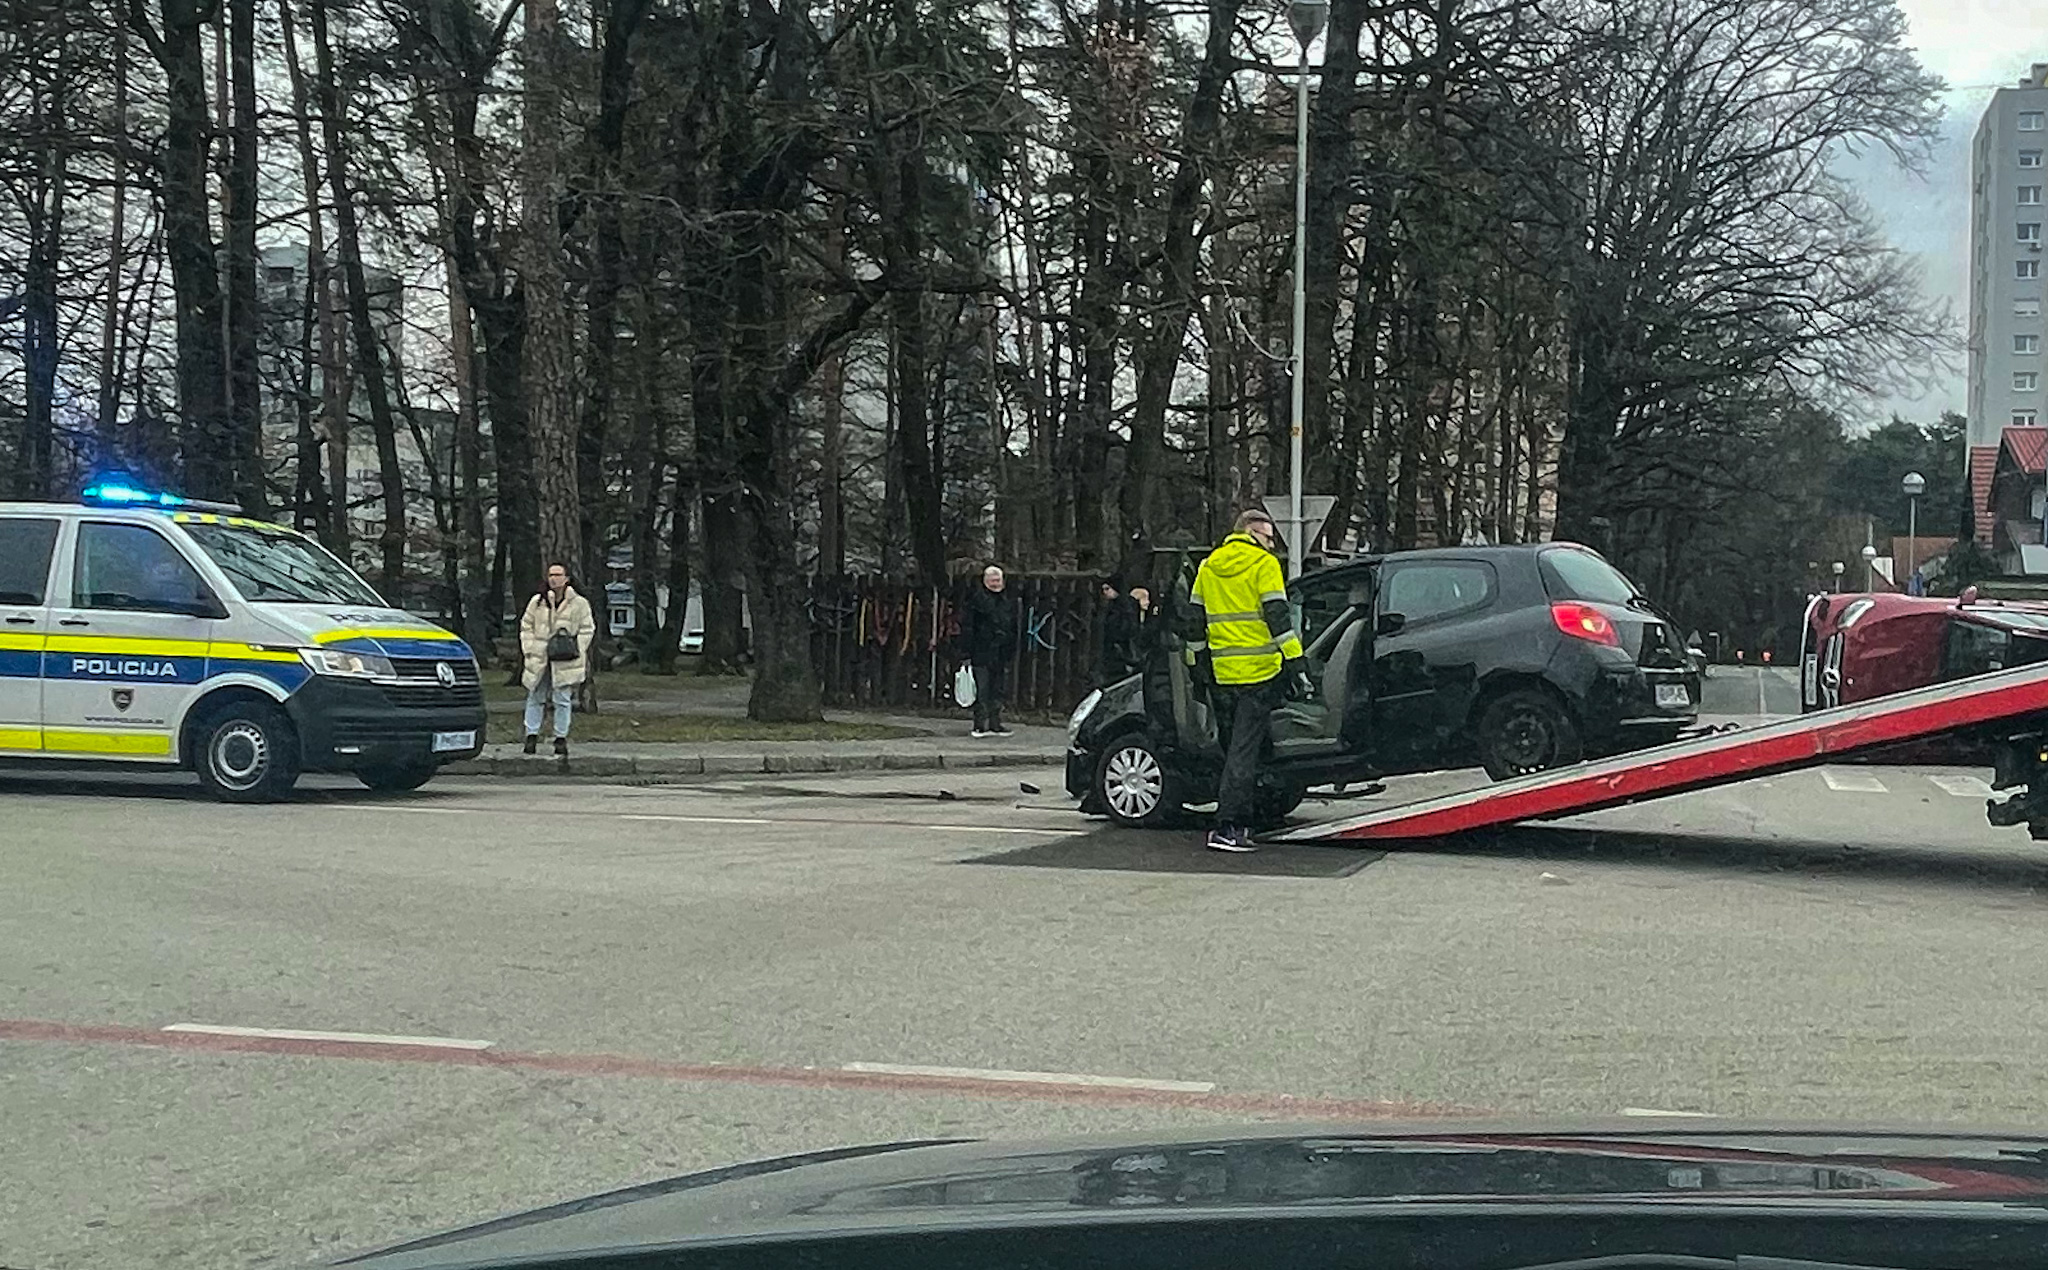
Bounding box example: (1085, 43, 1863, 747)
(1800, 589, 2048, 713)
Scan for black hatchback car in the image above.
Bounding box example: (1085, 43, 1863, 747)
(1065, 542, 1701, 827)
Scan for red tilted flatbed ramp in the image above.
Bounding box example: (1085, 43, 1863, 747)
(1278, 661, 2048, 845)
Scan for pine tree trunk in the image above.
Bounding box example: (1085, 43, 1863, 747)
(19, 11, 68, 500)
(310, 0, 408, 585)
(97, 7, 130, 455)
(521, 0, 582, 578)
(225, 0, 266, 514)
(140, 0, 231, 500)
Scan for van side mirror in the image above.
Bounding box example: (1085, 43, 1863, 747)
(1376, 612, 1406, 637)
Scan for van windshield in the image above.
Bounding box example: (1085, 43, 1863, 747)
(179, 521, 384, 606)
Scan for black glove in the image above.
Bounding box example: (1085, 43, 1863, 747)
(1283, 658, 1315, 701)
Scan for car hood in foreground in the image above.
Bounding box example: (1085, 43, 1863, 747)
(339, 1122, 2048, 1268)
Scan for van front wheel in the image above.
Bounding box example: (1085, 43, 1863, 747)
(193, 701, 301, 803)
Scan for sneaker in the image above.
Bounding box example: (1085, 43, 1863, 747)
(1206, 827, 1257, 853)
(992, 726, 1015, 737)
(970, 728, 992, 739)
(553, 736, 569, 757)
(522, 734, 538, 756)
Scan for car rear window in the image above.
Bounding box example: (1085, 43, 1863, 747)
(1539, 548, 1639, 605)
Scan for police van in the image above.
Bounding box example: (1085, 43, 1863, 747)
(0, 485, 486, 802)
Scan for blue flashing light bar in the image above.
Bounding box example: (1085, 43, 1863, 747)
(81, 482, 243, 515)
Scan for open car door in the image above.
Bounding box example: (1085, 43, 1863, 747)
(1269, 569, 1375, 762)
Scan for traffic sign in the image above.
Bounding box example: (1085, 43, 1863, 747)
(1262, 494, 1337, 562)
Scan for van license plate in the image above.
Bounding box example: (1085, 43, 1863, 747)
(1655, 685, 1689, 708)
(431, 730, 476, 753)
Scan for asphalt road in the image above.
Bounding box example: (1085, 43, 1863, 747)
(8, 716, 2048, 1268)
(1700, 663, 1803, 717)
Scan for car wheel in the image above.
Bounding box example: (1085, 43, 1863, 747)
(192, 700, 301, 803)
(356, 760, 438, 794)
(1094, 735, 1177, 828)
(1475, 688, 1583, 782)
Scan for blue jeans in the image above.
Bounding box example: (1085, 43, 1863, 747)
(523, 669, 573, 738)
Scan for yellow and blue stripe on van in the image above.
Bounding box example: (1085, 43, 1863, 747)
(0, 632, 313, 694)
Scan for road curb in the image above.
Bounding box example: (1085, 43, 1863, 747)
(443, 749, 1067, 779)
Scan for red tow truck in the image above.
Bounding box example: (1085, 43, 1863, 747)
(1275, 589, 2048, 847)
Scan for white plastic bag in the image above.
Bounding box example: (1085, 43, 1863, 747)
(954, 664, 978, 708)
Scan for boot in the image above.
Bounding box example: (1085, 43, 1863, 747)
(553, 736, 569, 758)
(522, 734, 538, 755)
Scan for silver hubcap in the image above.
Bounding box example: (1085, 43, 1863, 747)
(210, 721, 270, 791)
(1104, 745, 1163, 820)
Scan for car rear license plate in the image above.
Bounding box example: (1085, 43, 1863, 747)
(431, 730, 476, 753)
(1655, 684, 1689, 709)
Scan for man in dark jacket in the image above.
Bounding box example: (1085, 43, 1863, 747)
(962, 564, 1020, 737)
(1097, 577, 1141, 687)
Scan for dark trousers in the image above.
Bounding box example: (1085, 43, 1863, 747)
(1213, 677, 1283, 828)
(972, 661, 1010, 731)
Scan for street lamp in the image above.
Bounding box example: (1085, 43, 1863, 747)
(1283, 0, 1327, 579)
(1861, 543, 1878, 591)
(1831, 560, 1845, 593)
(1901, 471, 1926, 596)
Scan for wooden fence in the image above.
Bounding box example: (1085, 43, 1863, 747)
(810, 574, 1109, 718)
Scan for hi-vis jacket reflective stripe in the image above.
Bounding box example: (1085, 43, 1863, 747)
(1189, 532, 1304, 685)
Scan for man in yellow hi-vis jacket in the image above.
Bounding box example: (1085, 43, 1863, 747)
(1188, 508, 1314, 852)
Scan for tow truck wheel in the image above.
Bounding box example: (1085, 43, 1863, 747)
(1476, 688, 1583, 782)
(1095, 735, 1177, 828)
(193, 700, 301, 804)
(356, 760, 437, 794)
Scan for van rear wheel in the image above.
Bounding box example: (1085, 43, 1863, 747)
(193, 701, 301, 803)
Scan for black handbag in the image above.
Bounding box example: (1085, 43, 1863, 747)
(546, 629, 579, 663)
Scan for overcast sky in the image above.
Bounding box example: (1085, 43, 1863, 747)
(1843, 2, 2048, 426)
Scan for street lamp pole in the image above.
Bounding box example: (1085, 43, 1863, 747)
(1284, 0, 1327, 579)
(1902, 471, 1926, 595)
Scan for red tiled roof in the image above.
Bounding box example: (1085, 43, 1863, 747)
(2005, 426, 2048, 476)
(1893, 535, 1957, 590)
(1971, 444, 2000, 546)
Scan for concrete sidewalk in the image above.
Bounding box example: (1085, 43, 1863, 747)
(446, 724, 1070, 779)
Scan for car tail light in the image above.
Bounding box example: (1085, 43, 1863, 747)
(1551, 602, 1620, 647)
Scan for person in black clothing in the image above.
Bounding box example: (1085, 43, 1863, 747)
(1097, 577, 1141, 687)
(961, 564, 1020, 737)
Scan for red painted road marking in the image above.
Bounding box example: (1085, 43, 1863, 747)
(0, 1017, 1468, 1121)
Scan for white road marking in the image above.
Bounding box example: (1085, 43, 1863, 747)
(330, 805, 474, 815)
(1819, 769, 1888, 794)
(1620, 1107, 1714, 1118)
(1928, 773, 1994, 798)
(618, 813, 774, 826)
(842, 1061, 1215, 1094)
(324, 804, 1077, 836)
(162, 1023, 494, 1050)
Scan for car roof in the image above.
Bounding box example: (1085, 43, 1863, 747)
(1, 500, 162, 520)
(1300, 540, 1585, 582)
